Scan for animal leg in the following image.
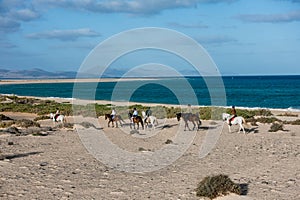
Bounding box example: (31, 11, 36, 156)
(228, 125, 231, 133)
(192, 121, 196, 130)
(240, 123, 245, 134)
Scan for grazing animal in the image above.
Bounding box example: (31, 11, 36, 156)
(50, 113, 66, 123)
(176, 113, 201, 131)
(104, 114, 124, 128)
(142, 111, 158, 130)
(222, 113, 249, 134)
(128, 112, 144, 130)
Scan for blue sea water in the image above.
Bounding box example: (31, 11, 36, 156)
(0, 75, 299, 110)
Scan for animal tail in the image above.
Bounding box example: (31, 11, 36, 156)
(242, 118, 250, 128)
(141, 118, 144, 129)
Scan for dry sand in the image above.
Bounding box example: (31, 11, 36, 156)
(0, 106, 299, 199)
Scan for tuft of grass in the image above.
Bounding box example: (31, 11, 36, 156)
(34, 115, 50, 121)
(0, 114, 13, 120)
(56, 123, 74, 129)
(284, 119, 300, 125)
(254, 117, 281, 124)
(277, 112, 298, 117)
(15, 119, 40, 128)
(269, 123, 284, 132)
(196, 174, 241, 199)
(79, 121, 96, 128)
(0, 121, 14, 128)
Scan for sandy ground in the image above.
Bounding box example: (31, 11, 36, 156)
(0, 109, 299, 200)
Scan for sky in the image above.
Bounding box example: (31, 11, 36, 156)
(0, 0, 300, 76)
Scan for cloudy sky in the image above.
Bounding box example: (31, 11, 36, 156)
(0, 0, 300, 76)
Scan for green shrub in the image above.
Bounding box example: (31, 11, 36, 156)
(196, 174, 241, 199)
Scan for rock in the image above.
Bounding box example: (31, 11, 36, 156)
(40, 162, 48, 167)
(8, 141, 14, 145)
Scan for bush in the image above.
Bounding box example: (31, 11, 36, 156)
(15, 119, 40, 128)
(255, 117, 281, 124)
(269, 123, 284, 132)
(196, 174, 241, 199)
(34, 115, 50, 121)
(0, 114, 13, 121)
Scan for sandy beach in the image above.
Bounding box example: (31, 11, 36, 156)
(0, 95, 299, 200)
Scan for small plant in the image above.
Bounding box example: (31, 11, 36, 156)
(79, 121, 96, 128)
(165, 139, 173, 144)
(277, 112, 298, 117)
(34, 115, 50, 121)
(269, 123, 284, 132)
(196, 174, 241, 199)
(255, 117, 281, 124)
(0, 114, 13, 121)
(15, 119, 40, 128)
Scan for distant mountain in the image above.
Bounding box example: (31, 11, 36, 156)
(0, 68, 78, 79)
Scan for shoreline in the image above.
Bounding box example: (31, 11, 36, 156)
(0, 77, 161, 85)
(2, 94, 300, 114)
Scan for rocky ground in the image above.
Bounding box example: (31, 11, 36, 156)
(0, 112, 299, 200)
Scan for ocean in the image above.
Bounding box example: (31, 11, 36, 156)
(0, 75, 299, 110)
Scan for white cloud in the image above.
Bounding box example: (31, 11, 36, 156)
(235, 10, 300, 23)
(33, 0, 237, 15)
(168, 22, 209, 29)
(196, 35, 237, 45)
(0, 16, 20, 33)
(26, 28, 101, 41)
(8, 9, 40, 21)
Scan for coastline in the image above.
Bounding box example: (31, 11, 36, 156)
(0, 77, 160, 85)
(2, 94, 300, 115)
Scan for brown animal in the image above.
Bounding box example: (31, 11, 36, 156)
(104, 114, 124, 128)
(128, 112, 144, 130)
(176, 113, 201, 131)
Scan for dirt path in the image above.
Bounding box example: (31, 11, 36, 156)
(0, 115, 299, 199)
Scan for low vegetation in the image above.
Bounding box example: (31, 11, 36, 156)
(277, 112, 298, 117)
(269, 123, 284, 132)
(196, 174, 241, 199)
(0, 95, 296, 124)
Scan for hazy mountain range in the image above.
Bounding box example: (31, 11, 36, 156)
(0, 67, 205, 79)
(0, 68, 127, 79)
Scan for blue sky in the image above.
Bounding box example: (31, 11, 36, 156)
(0, 0, 300, 76)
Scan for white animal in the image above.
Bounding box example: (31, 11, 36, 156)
(222, 113, 249, 134)
(50, 113, 66, 123)
(142, 111, 158, 130)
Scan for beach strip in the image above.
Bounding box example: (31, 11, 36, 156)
(0, 78, 160, 85)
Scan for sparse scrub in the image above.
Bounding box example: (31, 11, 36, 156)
(196, 174, 241, 199)
(0, 121, 14, 128)
(15, 119, 40, 128)
(254, 117, 281, 124)
(269, 123, 284, 132)
(277, 112, 298, 117)
(34, 115, 50, 121)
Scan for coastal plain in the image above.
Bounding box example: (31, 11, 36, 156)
(0, 95, 299, 200)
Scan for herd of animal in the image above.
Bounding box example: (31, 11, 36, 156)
(50, 111, 249, 133)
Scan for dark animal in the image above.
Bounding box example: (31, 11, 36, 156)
(128, 112, 144, 130)
(104, 114, 124, 128)
(176, 113, 201, 131)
